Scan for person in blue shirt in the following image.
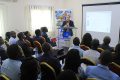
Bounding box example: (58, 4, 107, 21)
(69, 37, 84, 57)
(86, 50, 120, 80)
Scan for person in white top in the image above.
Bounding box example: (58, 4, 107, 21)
(9, 31, 17, 45)
(69, 37, 84, 57)
(83, 39, 100, 64)
(1, 44, 24, 80)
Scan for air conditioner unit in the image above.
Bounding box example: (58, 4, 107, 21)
(0, 0, 17, 2)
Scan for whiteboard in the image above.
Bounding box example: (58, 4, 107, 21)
(82, 2, 120, 47)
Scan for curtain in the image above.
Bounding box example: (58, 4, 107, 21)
(30, 6, 53, 33)
(0, 7, 4, 37)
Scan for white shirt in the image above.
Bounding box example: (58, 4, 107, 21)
(1, 59, 22, 80)
(9, 37, 17, 45)
(83, 49, 100, 64)
(69, 45, 84, 57)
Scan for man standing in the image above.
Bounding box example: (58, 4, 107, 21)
(62, 15, 75, 36)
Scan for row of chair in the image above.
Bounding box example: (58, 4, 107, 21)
(80, 45, 104, 53)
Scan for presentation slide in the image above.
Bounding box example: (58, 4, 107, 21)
(86, 11, 112, 33)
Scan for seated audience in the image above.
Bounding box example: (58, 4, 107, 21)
(0, 36, 7, 51)
(57, 70, 79, 80)
(1, 44, 23, 80)
(9, 31, 17, 45)
(63, 49, 85, 79)
(81, 33, 92, 48)
(21, 43, 33, 58)
(112, 43, 120, 65)
(17, 32, 27, 47)
(33, 29, 46, 45)
(39, 42, 61, 75)
(99, 36, 114, 51)
(0, 36, 8, 61)
(24, 31, 34, 47)
(69, 37, 84, 57)
(41, 27, 51, 43)
(86, 50, 120, 80)
(5, 32, 11, 42)
(83, 39, 100, 64)
(20, 57, 40, 80)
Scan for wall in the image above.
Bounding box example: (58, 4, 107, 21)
(64, 0, 120, 39)
(0, 0, 27, 37)
(0, 0, 65, 37)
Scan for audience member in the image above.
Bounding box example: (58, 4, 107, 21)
(81, 33, 92, 48)
(17, 32, 33, 58)
(20, 57, 40, 80)
(69, 37, 84, 57)
(0, 36, 8, 61)
(41, 27, 51, 43)
(99, 36, 114, 51)
(63, 49, 85, 79)
(21, 44, 33, 58)
(39, 42, 61, 75)
(57, 70, 79, 80)
(112, 43, 120, 65)
(9, 31, 17, 45)
(17, 32, 26, 47)
(24, 31, 34, 47)
(34, 29, 46, 45)
(5, 32, 11, 42)
(0, 36, 7, 51)
(86, 50, 120, 80)
(83, 39, 100, 64)
(1, 44, 24, 80)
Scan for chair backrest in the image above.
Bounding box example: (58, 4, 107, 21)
(81, 58, 96, 66)
(108, 62, 120, 76)
(0, 74, 10, 80)
(97, 48, 104, 53)
(86, 78, 97, 80)
(80, 45, 90, 51)
(40, 62, 56, 80)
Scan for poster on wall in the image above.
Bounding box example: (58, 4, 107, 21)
(55, 9, 72, 27)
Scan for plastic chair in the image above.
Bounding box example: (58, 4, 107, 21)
(81, 58, 96, 66)
(0, 74, 10, 80)
(86, 78, 97, 80)
(108, 62, 120, 76)
(40, 62, 56, 80)
(80, 45, 90, 51)
(97, 48, 104, 53)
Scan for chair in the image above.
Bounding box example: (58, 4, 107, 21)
(80, 45, 90, 51)
(40, 62, 56, 80)
(0, 74, 10, 80)
(86, 78, 97, 80)
(33, 41, 42, 48)
(108, 62, 120, 76)
(97, 48, 104, 53)
(81, 58, 96, 66)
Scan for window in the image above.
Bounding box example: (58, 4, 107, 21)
(30, 6, 52, 32)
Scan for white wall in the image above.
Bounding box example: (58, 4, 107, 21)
(0, 0, 65, 37)
(64, 0, 120, 39)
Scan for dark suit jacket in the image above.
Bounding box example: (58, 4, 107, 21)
(62, 20, 75, 36)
